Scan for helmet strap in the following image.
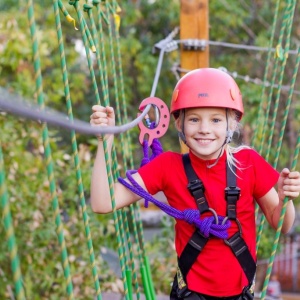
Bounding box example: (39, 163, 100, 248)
(225, 109, 233, 144)
(178, 110, 187, 144)
(207, 109, 231, 168)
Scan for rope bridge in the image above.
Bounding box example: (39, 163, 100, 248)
(0, 0, 300, 300)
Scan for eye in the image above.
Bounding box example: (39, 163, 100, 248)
(212, 118, 222, 123)
(189, 117, 199, 123)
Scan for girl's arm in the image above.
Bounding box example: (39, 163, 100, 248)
(257, 168, 300, 234)
(90, 105, 146, 214)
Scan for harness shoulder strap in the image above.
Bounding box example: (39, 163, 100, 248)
(182, 154, 209, 214)
(178, 154, 209, 283)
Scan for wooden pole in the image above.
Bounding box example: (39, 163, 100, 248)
(180, 0, 209, 71)
(179, 0, 209, 153)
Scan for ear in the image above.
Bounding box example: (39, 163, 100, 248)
(175, 116, 187, 144)
(226, 117, 238, 144)
(226, 130, 234, 144)
(175, 117, 182, 132)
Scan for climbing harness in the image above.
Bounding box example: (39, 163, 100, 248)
(170, 154, 255, 300)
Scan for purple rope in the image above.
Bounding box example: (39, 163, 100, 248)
(140, 121, 164, 167)
(119, 129, 230, 239)
(140, 139, 163, 167)
(118, 170, 230, 239)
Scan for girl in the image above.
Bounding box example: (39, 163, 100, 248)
(90, 68, 300, 300)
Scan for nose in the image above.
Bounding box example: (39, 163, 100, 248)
(198, 120, 211, 133)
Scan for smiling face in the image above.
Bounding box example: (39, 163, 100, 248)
(176, 107, 231, 160)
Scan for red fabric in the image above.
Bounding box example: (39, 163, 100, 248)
(138, 148, 279, 296)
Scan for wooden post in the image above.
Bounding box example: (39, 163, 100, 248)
(179, 0, 209, 153)
(180, 0, 209, 71)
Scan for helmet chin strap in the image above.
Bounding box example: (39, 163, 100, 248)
(178, 110, 187, 144)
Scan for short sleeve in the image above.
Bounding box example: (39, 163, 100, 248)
(250, 150, 280, 199)
(137, 151, 173, 195)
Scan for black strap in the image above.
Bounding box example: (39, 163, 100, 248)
(225, 232, 257, 285)
(224, 164, 256, 284)
(179, 153, 256, 288)
(178, 230, 208, 282)
(225, 163, 240, 219)
(182, 154, 209, 213)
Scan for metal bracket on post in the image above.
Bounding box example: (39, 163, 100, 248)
(152, 27, 180, 54)
(182, 39, 207, 51)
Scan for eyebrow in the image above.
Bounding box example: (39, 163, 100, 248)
(186, 112, 226, 117)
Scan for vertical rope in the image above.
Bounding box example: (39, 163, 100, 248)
(52, 1, 102, 298)
(260, 133, 300, 300)
(104, 1, 154, 298)
(0, 145, 26, 300)
(68, 1, 130, 298)
(252, 0, 281, 147)
(26, 1, 75, 298)
(256, 0, 297, 252)
(264, 0, 296, 162)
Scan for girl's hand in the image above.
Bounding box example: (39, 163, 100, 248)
(277, 168, 300, 202)
(90, 105, 115, 142)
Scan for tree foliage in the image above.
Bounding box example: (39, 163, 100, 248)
(0, 0, 300, 298)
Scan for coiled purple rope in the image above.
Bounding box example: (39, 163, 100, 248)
(118, 138, 230, 239)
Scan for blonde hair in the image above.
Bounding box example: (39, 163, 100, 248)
(226, 109, 251, 174)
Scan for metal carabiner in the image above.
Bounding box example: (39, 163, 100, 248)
(138, 97, 170, 146)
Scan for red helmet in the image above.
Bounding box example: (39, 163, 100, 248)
(170, 68, 244, 120)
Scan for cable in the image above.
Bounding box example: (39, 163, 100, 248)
(173, 65, 300, 95)
(0, 89, 151, 135)
(177, 38, 299, 55)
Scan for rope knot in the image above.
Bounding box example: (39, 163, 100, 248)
(183, 209, 200, 224)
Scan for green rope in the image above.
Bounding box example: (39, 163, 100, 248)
(273, 46, 300, 168)
(84, 4, 109, 106)
(0, 145, 26, 300)
(68, 1, 130, 298)
(264, 0, 296, 162)
(260, 132, 300, 300)
(252, 0, 281, 148)
(58, 0, 78, 30)
(104, 2, 144, 298)
(103, 1, 154, 298)
(255, 0, 297, 252)
(257, 1, 292, 157)
(27, 1, 75, 298)
(52, 1, 102, 298)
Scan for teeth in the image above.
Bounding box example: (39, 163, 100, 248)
(197, 139, 212, 144)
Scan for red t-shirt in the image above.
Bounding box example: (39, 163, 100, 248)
(138, 148, 279, 296)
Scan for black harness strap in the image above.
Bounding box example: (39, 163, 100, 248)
(178, 155, 209, 283)
(178, 153, 256, 289)
(183, 154, 209, 214)
(225, 164, 256, 285)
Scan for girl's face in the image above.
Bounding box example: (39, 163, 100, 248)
(177, 107, 229, 160)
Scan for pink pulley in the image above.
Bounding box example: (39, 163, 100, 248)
(138, 97, 170, 146)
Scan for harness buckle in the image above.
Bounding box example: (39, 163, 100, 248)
(225, 186, 241, 200)
(187, 179, 205, 194)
